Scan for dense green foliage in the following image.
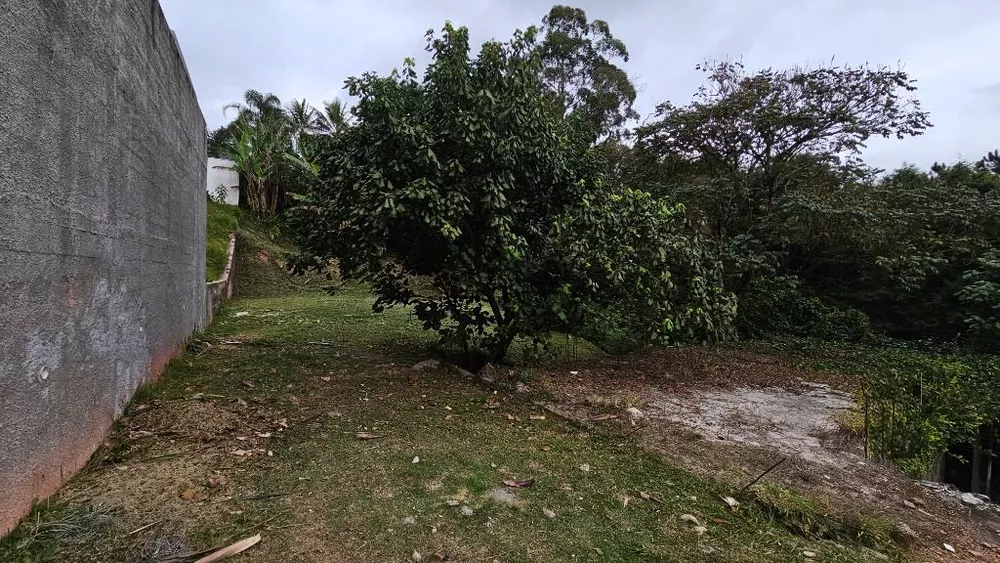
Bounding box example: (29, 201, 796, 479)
(290, 24, 733, 364)
(752, 338, 1000, 474)
(217, 3, 998, 473)
(208, 90, 349, 215)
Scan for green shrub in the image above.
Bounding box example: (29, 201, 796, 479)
(861, 352, 1000, 473)
(575, 302, 647, 356)
(737, 277, 873, 342)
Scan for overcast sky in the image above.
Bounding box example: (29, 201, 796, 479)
(161, 0, 1000, 171)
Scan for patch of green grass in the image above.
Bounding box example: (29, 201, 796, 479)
(750, 484, 896, 551)
(3, 288, 904, 563)
(0, 502, 116, 562)
(206, 200, 240, 281)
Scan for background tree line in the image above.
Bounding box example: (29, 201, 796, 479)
(209, 4, 999, 356)
(208, 4, 999, 472)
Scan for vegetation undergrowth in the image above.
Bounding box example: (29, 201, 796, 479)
(205, 199, 241, 281)
(0, 281, 903, 562)
(740, 337, 1000, 474)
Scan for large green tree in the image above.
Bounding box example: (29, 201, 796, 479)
(639, 60, 932, 243)
(537, 5, 638, 141)
(291, 24, 733, 365)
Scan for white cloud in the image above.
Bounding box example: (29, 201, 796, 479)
(161, 0, 1000, 170)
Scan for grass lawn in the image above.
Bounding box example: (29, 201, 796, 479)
(0, 278, 902, 562)
(206, 200, 240, 281)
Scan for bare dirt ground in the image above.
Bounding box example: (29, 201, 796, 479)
(540, 347, 1000, 563)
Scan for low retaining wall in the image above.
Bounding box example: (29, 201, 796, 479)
(205, 233, 238, 325)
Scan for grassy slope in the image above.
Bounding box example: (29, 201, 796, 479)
(0, 234, 902, 563)
(205, 200, 240, 281)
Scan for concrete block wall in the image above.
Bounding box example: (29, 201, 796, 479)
(0, 1, 207, 534)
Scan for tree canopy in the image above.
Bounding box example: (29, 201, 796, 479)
(290, 23, 734, 365)
(537, 5, 638, 141)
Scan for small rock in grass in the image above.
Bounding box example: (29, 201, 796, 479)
(960, 492, 984, 506)
(460, 505, 475, 516)
(402, 516, 416, 525)
(902, 500, 916, 509)
(802, 551, 817, 558)
(893, 523, 919, 548)
(412, 550, 423, 561)
(943, 543, 956, 553)
(692, 526, 708, 535)
(543, 508, 556, 519)
(412, 456, 420, 464)
(679, 514, 701, 526)
(579, 463, 591, 473)
(489, 487, 516, 505)
(412, 359, 441, 371)
(445, 499, 461, 506)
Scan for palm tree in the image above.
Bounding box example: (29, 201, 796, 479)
(317, 98, 351, 134)
(286, 99, 325, 152)
(214, 90, 294, 215)
(224, 89, 285, 126)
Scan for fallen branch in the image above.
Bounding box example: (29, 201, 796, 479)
(738, 457, 787, 494)
(127, 520, 162, 536)
(234, 492, 289, 502)
(193, 534, 261, 563)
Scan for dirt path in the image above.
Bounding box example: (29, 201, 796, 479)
(540, 347, 1000, 563)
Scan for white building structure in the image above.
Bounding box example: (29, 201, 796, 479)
(207, 157, 240, 205)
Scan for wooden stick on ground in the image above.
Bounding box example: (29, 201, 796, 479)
(192, 534, 262, 563)
(738, 457, 787, 494)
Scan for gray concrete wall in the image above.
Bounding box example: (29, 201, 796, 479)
(0, 1, 206, 534)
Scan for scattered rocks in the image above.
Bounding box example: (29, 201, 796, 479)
(961, 492, 985, 506)
(893, 523, 919, 548)
(679, 514, 701, 526)
(411, 359, 441, 371)
(489, 487, 516, 505)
